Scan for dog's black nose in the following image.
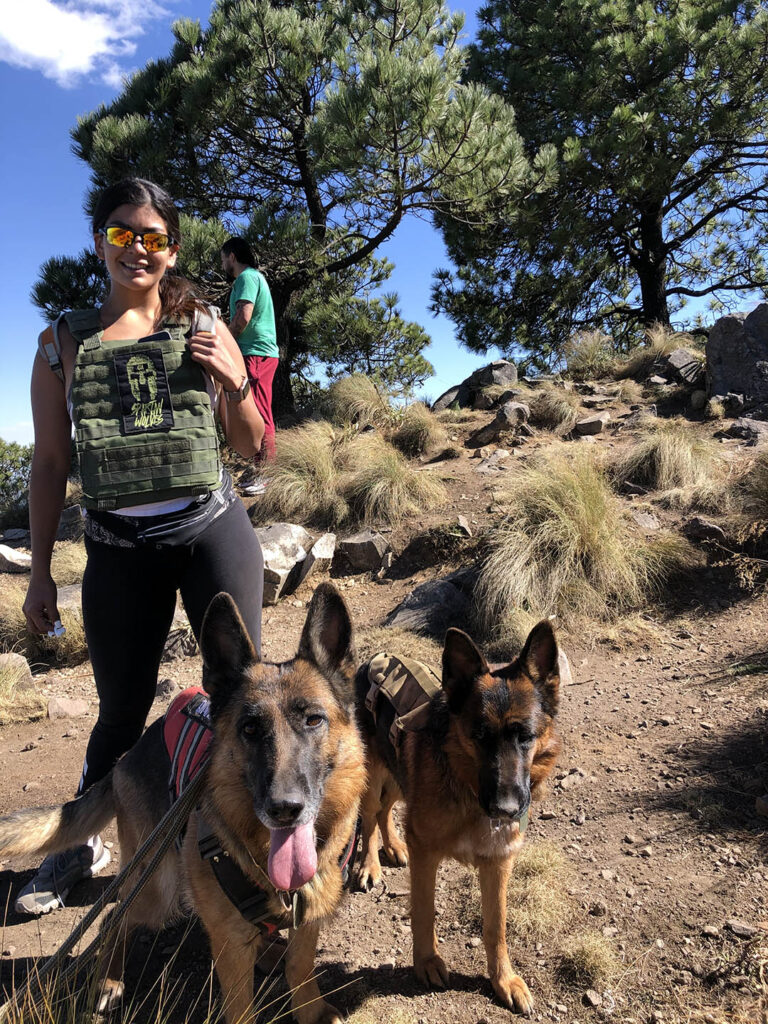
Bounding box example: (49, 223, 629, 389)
(265, 797, 304, 826)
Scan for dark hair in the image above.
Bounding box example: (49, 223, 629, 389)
(221, 237, 257, 268)
(92, 177, 205, 322)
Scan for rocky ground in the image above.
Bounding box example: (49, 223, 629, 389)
(0, 383, 766, 1024)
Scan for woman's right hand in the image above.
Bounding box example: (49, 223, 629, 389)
(23, 575, 60, 634)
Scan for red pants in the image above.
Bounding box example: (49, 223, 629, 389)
(244, 355, 278, 462)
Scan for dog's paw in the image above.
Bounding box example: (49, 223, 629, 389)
(493, 973, 534, 1016)
(95, 979, 124, 1015)
(383, 838, 408, 867)
(300, 1000, 343, 1024)
(414, 953, 449, 989)
(355, 857, 383, 891)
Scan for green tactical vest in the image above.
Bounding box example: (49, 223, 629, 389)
(66, 309, 222, 511)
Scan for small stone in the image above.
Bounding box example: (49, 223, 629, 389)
(539, 810, 557, 820)
(600, 869, 615, 881)
(555, 1006, 568, 1015)
(48, 696, 90, 720)
(469, 936, 482, 948)
(456, 515, 473, 537)
(21, 741, 38, 752)
(1, 946, 16, 957)
(726, 919, 757, 939)
(589, 899, 608, 917)
(623, 834, 638, 844)
(602, 926, 619, 938)
(700, 721, 715, 730)
(582, 989, 602, 1007)
(658, 716, 675, 726)
(632, 510, 661, 530)
(639, 846, 653, 857)
(22, 782, 40, 792)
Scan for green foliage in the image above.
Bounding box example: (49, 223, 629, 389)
(37, 0, 539, 405)
(0, 441, 34, 529)
(435, 0, 768, 362)
(31, 251, 107, 324)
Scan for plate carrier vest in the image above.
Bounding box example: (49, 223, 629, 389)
(63, 308, 222, 510)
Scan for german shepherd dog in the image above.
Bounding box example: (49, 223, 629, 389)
(0, 583, 365, 1024)
(354, 621, 562, 1016)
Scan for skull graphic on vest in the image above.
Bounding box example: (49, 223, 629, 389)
(114, 347, 175, 434)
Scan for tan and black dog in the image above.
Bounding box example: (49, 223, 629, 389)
(0, 583, 365, 1024)
(354, 621, 562, 1016)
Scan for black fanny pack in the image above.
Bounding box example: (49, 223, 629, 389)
(86, 472, 236, 548)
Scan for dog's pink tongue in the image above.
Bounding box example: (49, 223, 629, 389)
(268, 821, 317, 891)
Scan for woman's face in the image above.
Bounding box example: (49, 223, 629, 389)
(94, 203, 179, 291)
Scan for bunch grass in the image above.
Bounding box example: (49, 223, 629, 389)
(557, 932, 620, 988)
(611, 419, 720, 494)
(473, 453, 694, 637)
(324, 374, 392, 429)
(343, 434, 446, 526)
(564, 330, 614, 381)
(391, 403, 447, 458)
(615, 323, 693, 380)
(528, 386, 582, 434)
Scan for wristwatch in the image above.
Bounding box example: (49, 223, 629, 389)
(224, 375, 251, 403)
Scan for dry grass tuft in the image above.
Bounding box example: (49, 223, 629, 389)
(473, 453, 695, 637)
(0, 652, 46, 725)
(616, 378, 644, 405)
(250, 420, 350, 528)
(564, 330, 614, 381)
(356, 626, 443, 666)
(506, 841, 574, 940)
(705, 397, 726, 420)
(557, 932, 620, 988)
(51, 540, 88, 585)
(435, 407, 478, 424)
(343, 434, 446, 526)
(528, 386, 582, 434)
(611, 419, 721, 494)
(325, 374, 393, 429)
(615, 323, 693, 380)
(391, 403, 448, 458)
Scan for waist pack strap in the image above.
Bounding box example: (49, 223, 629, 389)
(366, 653, 442, 750)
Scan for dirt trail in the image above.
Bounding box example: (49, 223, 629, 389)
(1, 409, 766, 1024)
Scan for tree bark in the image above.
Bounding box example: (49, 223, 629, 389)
(636, 205, 670, 327)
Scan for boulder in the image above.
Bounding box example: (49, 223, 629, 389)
(0, 652, 33, 689)
(662, 348, 705, 387)
(57, 505, 84, 540)
(253, 523, 313, 604)
(726, 417, 768, 445)
(707, 304, 768, 414)
(0, 545, 31, 573)
(294, 532, 337, 588)
(690, 389, 707, 411)
(575, 412, 610, 435)
(48, 696, 90, 719)
(0, 528, 30, 547)
(336, 529, 392, 572)
(684, 517, 727, 543)
(385, 568, 476, 636)
(474, 449, 512, 475)
(431, 360, 518, 412)
(467, 402, 530, 447)
(632, 510, 661, 531)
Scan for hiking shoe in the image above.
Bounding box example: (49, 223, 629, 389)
(241, 480, 267, 496)
(14, 836, 111, 916)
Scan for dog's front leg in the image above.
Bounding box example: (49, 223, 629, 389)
(207, 919, 260, 1024)
(285, 919, 342, 1024)
(409, 846, 448, 988)
(478, 858, 533, 1015)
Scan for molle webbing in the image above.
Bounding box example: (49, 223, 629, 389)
(365, 653, 442, 751)
(67, 309, 221, 510)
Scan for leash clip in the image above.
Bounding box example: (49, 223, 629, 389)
(489, 818, 504, 832)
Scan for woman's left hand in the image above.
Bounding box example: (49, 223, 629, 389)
(188, 326, 243, 392)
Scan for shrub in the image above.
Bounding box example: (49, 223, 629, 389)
(250, 420, 350, 528)
(391, 403, 448, 457)
(0, 653, 46, 725)
(558, 932, 619, 988)
(473, 453, 693, 636)
(528, 386, 582, 434)
(0, 440, 34, 529)
(564, 330, 614, 381)
(616, 378, 643, 405)
(611, 419, 719, 493)
(343, 434, 446, 526)
(0, 577, 88, 667)
(324, 374, 392, 429)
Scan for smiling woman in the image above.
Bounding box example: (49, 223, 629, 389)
(14, 176, 267, 919)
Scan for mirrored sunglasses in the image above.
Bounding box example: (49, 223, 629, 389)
(100, 226, 173, 253)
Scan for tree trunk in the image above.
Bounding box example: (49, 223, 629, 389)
(636, 205, 670, 327)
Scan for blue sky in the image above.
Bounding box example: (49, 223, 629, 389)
(0, 0, 495, 446)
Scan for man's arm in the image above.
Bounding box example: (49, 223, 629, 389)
(229, 299, 254, 340)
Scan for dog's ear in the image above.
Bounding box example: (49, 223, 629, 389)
(200, 593, 257, 706)
(442, 628, 489, 713)
(520, 619, 560, 716)
(298, 583, 357, 703)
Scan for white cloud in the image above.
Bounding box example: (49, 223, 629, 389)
(0, 0, 172, 87)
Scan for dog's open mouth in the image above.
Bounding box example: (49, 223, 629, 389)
(268, 821, 317, 891)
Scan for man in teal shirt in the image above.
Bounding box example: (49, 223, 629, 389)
(221, 238, 278, 484)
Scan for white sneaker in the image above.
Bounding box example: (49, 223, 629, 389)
(14, 835, 111, 916)
(241, 480, 267, 496)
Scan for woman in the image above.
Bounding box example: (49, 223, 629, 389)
(17, 178, 265, 915)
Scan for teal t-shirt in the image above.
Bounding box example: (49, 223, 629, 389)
(229, 267, 278, 358)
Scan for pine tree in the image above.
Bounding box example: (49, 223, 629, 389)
(434, 0, 768, 361)
(36, 0, 545, 407)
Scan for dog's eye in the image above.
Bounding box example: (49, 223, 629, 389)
(241, 719, 259, 738)
(305, 713, 325, 729)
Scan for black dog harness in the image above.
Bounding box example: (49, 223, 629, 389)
(163, 687, 361, 932)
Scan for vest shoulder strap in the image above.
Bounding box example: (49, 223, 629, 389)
(64, 308, 103, 348)
(37, 314, 66, 382)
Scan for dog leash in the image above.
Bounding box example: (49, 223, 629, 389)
(0, 768, 208, 1021)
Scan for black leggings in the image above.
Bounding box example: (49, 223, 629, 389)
(78, 498, 263, 792)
